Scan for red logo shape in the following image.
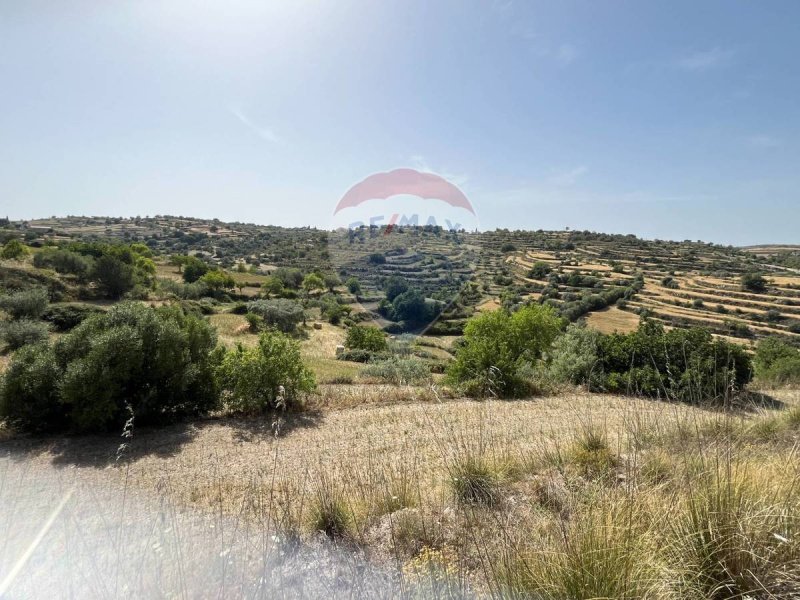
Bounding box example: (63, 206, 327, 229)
(333, 168, 474, 215)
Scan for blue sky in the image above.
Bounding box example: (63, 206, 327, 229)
(1, 1, 798, 245)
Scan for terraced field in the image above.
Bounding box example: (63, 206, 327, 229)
(10, 217, 800, 344)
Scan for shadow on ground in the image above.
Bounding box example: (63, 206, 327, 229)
(0, 409, 325, 468)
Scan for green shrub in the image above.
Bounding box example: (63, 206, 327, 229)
(345, 325, 387, 352)
(361, 356, 431, 385)
(528, 262, 553, 279)
(548, 322, 603, 388)
(597, 320, 752, 402)
(345, 276, 361, 294)
(91, 255, 135, 299)
(0, 239, 29, 260)
(741, 272, 767, 293)
(181, 256, 209, 283)
(41, 303, 104, 331)
(0, 302, 220, 433)
(0, 344, 64, 432)
(159, 278, 209, 300)
(230, 302, 248, 315)
(216, 330, 316, 412)
(244, 312, 262, 332)
(754, 338, 800, 386)
(246, 298, 305, 333)
(0, 287, 49, 319)
(308, 474, 351, 539)
(448, 453, 504, 507)
(33, 248, 92, 277)
(446, 304, 563, 398)
(337, 348, 387, 363)
(0, 319, 49, 349)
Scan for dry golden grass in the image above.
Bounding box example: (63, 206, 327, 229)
(208, 313, 255, 346)
(6, 388, 798, 595)
(585, 306, 640, 334)
(476, 298, 501, 312)
(299, 322, 346, 359)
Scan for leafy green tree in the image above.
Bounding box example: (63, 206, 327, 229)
(261, 275, 284, 297)
(247, 299, 305, 333)
(216, 331, 316, 412)
(274, 267, 304, 289)
(345, 325, 387, 352)
(447, 304, 563, 397)
(384, 276, 409, 302)
(0, 239, 28, 260)
(91, 254, 135, 299)
(323, 272, 341, 292)
(0, 344, 64, 432)
(302, 273, 325, 294)
(528, 262, 552, 279)
(182, 256, 209, 283)
(345, 277, 361, 295)
(0, 303, 221, 433)
(200, 270, 235, 292)
(741, 272, 767, 293)
(391, 289, 439, 325)
(596, 320, 752, 402)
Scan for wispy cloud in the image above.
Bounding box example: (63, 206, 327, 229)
(409, 155, 469, 187)
(229, 105, 281, 143)
(675, 47, 734, 71)
(548, 165, 588, 186)
(747, 134, 781, 149)
(554, 43, 579, 66)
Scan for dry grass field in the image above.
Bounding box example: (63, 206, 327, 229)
(585, 306, 640, 334)
(4, 387, 799, 597)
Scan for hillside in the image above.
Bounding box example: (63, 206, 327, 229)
(6, 215, 800, 346)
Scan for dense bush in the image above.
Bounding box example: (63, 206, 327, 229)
(754, 338, 800, 386)
(337, 348, 387, 363)
(345, 325, 387, 352)
(361, 356, 431, 385)
(528, 262, 552, 279)
(33, 248, 92, 278)
(547, 322, 603, 389)
(159, 278, 210, 300)
(741, 272, 767, 293)
(91, 255, 135, 298)
(181, 256, 209, 283)
(0, 303, 220, 433)
(380, 288, 441, 327)
(384, 276, 409, 302)
(0, 319, 50, 350)
(596, 320, 751, 402)
(41, 303, 104, 331)
(446, 304, 563, 398)
(0, 287, 49, 319)
(273, 267, 304, 289)
(247, 298, 305, 333)
(216, 331, 316, 412)
(199, 270, 235, 293)
(0, 239, 29, 260)
(345, 277, 361, 295)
